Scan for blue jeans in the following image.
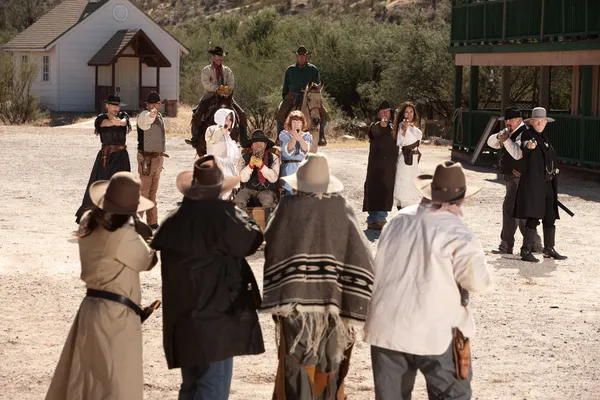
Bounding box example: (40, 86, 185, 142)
(367, 211, 388, 224)
(178, 358, 233, 400)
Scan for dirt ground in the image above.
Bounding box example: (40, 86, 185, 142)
(0, 125, 599, 400)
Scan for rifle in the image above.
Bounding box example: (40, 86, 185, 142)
(557, 200, 574, 217)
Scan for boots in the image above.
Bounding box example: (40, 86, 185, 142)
(520, 227, 539, 262)
(542, 225, 567, 260)
(318, 128, 327, 146)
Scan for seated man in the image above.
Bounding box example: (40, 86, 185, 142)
(236, 130, 280, 220)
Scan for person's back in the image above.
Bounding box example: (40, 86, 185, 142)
(365, 203, 490, 355)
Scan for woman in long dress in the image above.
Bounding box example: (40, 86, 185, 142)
(278, 110, 312, 195)
(46, 172, 156, 400)
(75, 95, 132, 224)
(205, 108, 241, 200)
(393, 102, 423, 209)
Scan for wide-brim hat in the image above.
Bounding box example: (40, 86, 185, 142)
(281, 153, 344, 194)
(176, 155, 240, 200)
(105, 94, 126, 107)
(245, 129, 275, 149)
(294, 46, 310, 56)
(146, 91, 163, 104)
(377, 100, 391, 112)
(413, 161, 481, 203)
(498, 106, 521, 121)
(524, 107, 555, 123)
(208, 46, 227, 56)
(89, 172, 154, 214)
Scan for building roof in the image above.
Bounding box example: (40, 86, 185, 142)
(88, 29, 171, 67)
(2, 0, 109, 51)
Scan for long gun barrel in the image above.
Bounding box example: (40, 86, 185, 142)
(557, 200, 574, 217)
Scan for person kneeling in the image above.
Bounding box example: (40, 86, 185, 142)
(236, 130, 280, 219)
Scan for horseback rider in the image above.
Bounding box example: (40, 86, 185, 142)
(189, 46, 248, 149)
(276, 46, 328, 146)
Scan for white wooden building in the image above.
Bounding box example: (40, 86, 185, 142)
(1, 0, 189, 115)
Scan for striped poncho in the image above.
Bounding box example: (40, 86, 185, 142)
(262, 192, 375, 323)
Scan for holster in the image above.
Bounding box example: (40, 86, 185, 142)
(101, 145, 127, 168)
(452, 327, 471, 380)
(401, 141, 420, 166)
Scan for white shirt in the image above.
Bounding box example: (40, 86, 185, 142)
(364, 203, 491, 356)
(487, 122, 525, 160)
(396, 123, 422, 148)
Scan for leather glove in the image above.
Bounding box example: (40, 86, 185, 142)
(134, 218, 153, 242)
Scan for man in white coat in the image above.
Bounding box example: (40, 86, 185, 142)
(364, 161, 491, 400)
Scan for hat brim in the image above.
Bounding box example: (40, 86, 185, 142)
(176, 170, 240, 199)
(294, 51, 310, 56)
(413, 175, 481, 202)
(208, 51, 227, 56)
(106, 101, 127, 107)
(245, 138, 275, 149)
(280, 173, 344, 194)
(89, 181, 154, 213)
(524, 117, 555, 123)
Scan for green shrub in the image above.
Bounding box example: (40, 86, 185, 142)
(0, 53, 46, 124)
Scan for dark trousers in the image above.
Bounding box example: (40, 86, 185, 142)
(502, 176, 541, 251)
(179, 358, 233, 400)
(371, 344, 472, 400)
(526, 181, 557, 248)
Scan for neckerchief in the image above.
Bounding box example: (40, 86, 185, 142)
(213, 62, 223, 85)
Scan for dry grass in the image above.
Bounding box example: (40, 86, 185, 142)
(165, 103, 194, 137)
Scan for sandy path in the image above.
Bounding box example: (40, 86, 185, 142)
(0, 125, 599, 399)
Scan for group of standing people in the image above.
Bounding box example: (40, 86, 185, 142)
(488, 106, 567, 262)
(362, 100, 423, 230)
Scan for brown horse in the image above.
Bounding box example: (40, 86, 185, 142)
(186, 93, 249, 157)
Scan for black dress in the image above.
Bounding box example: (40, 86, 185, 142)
(75, 114, 131, 223)
(362, 120, 399, 212)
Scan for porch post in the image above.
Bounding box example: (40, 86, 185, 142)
(454, 66, 463, 109)
(111, 63, 116, 95)
(95, 66, 99, 112)
(469, 66, 479, 110)
(156, 65, 160, 93)
(571, 66, 580, 115)
(139, 58, 143, 109)
(539, 66, 551, 110)
(593, 66, 599, 117)
(501, 66, 511, 111)
(581, 65, 593, 116)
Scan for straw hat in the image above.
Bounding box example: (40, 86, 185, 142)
(280, 153, 343, 194)
(89, 172, 153, 214)
(413, 161, 480, 203)
(176, 155, 240, 200)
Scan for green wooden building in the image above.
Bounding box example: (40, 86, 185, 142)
(450, 0, 600, 167)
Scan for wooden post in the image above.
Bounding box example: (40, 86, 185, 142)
(111, 62, 116, 95)
(539, 66, 551, 110)
(581, 65, 593, 116)
(156, 65, 160, 93)
(502, 0, 507, 41)
(501, 66, 511, 111)
(469, 66, 479, 110)
(138, 58, 143, 109)
(454, 66, 463, 109)
(592, 66, 599, 117)
(571, 66, 580, 115)
(540, 0, 545, 40)
(94, 66, 98, 112)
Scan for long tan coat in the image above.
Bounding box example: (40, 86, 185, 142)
(45, 219, 156, 400)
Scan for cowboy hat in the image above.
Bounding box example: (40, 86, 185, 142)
(208, 46, 227, 56)
(105, 94, 126, 107)
(89, 172, 154, 214)
(281, 153, 344, 194)
(498, 106, 521, 121)
(245, 129, 275, 149)
(413, 161, 480, 203)
(377, 100, 391, 112)
(294, 46, 310, 56)
(524, 107, 555, 123)
(176, 155, 240, 200)
(145, 91, 163, 104)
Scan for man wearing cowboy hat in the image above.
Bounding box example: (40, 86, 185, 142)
(136, 91, 168, 230)
(363, 100, 399, 230)
(487, 106, 542, 255)
(193, 46, 236, 120)
(235, 130, 280, 218)
(514, 107, 567, 262)
(365, 161, 491, 400)
(262, 153, 374, 399)
(276, 46, 328, 142)
(151, 155, 265, 399)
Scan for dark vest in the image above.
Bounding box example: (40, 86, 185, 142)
(242, 152, 275, 190)
(499, 124, 527, 176)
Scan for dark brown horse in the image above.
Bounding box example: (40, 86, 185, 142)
(186, 93, 249, 157)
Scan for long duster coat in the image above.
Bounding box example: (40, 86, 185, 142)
(514, 127, 560, 220)
(45, 217, 156, 400)
(150, 198, 265, 369)
(362, 120, 399, 212)
(75, 114, 131, 223)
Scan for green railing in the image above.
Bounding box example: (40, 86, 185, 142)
(452, 109, 600, 166)
(451, 0, 600, 45)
